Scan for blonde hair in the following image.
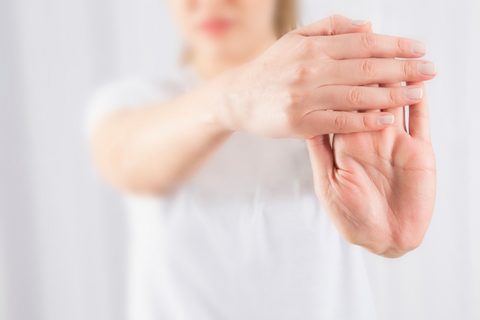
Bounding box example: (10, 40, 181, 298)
(275, 0, 297, 38)
(183, 0, 297, 63)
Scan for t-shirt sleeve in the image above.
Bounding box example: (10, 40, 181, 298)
(84, 77, 178, 136)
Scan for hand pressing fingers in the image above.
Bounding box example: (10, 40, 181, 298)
(220, 15, 436, 139)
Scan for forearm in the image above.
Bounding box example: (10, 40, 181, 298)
(91, 75, 233, 195)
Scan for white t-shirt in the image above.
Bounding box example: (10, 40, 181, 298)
(86, 68, 377, 320)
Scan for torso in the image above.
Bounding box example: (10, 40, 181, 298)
(90, 68, 377, 320)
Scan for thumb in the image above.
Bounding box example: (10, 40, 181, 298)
(306, 135, 334, 197)
(294, 14, 372, 37)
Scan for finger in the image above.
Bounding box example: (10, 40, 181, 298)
(314, 85, 423, 111)
(360, 84, 381, 113)
(379, 82, 407, 131)
(320, 33, 428, 60)
(325, 59, 437, 86)
(300, 110, 394, 137)
(294, 14, 372, 37)
(406, 81, 431, 142)
(306, 135, 334, 184)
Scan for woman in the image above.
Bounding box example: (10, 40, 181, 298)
(87, 0, 436, 318)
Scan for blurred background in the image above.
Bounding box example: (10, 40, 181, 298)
(0, 0, 479, 319)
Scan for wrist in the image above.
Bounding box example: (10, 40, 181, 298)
(186, 72, 237, 137)
(208, 64, 250, 134)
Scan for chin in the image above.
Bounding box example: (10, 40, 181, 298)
(200, 42, 249, 62)
(199, 35, 258, 62)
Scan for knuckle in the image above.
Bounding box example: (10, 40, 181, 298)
(360, 33, 378, 50)
(326, 15, 344, 35)
(287, 89, 304, 106)
(297, 37, 314, 51)
(388, 89, 400, 105)
(360, 59, 378, 78)
(347, 87, 364, 106)
(402, 60, 414, 77)
(330, 14, 343, 21)
(323, 28, 337, 36)
(361, 115, 369, 130)
(291, 63, 311, 81)
(333, 113, 347, 131)
(294, 38, 321, 58)
(396, 38, 407, 54)
(329, 14, 341, 27)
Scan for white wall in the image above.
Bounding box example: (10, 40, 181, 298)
(0, 0, 479, 319)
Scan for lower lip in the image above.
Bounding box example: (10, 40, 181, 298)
(199, 21, 233, 36)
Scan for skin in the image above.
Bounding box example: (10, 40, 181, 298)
(91, 0, 437, 258)
(217, 26, 436, 138)
(307, 80, 436, 258)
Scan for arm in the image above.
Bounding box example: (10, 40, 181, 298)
(91, 15, 435, 196)
(91, 77, 234, 195)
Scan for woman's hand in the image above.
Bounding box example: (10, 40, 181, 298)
(213, 15, 437, 138)
(91, 15, 396, 195)
(306, 81, 436, 258)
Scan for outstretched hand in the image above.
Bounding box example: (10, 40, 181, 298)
(307, 81, 436, 258)
(216, 15, 435, 139)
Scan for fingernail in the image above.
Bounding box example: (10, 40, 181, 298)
(350, 20, 369, 26)
(412, 42, 428, 54)
(404, 87, 423, 100)
(378, 114, 394, 125)
(418, 62, 437, 75)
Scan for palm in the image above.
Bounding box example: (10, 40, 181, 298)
(307, 82, 436, 257)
